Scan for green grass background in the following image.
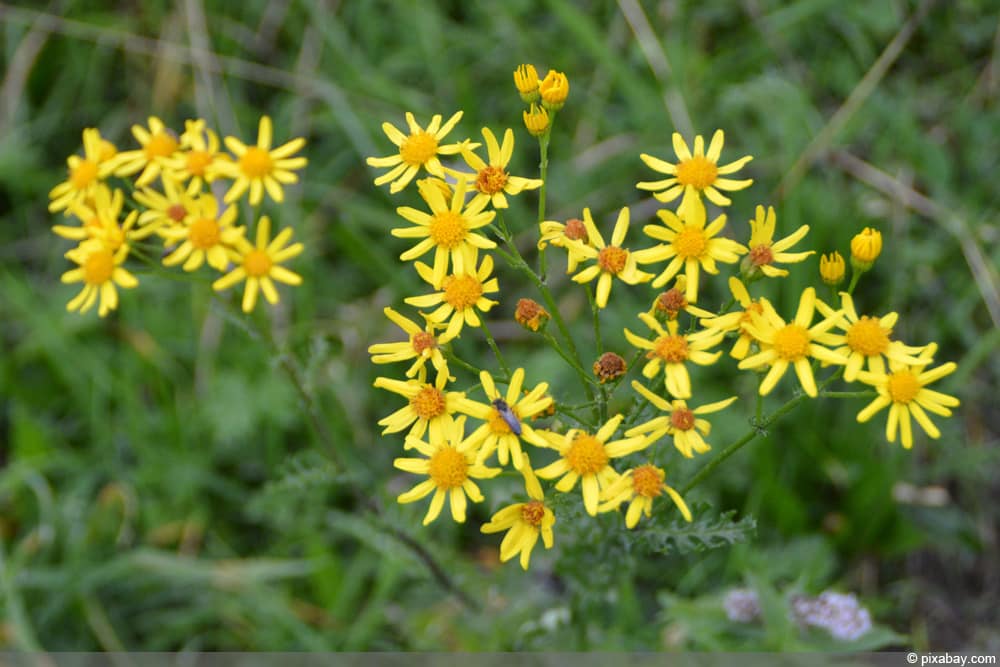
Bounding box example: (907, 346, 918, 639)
(1, 0, 998, 651)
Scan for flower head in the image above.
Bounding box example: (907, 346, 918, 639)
(637, 129, 753, 217)
(458, 127, 543, 209)
(163, 118, 230, 191)
(850, 227, 882, 271)
(61, 236, 138, 317)
(523, 104, 549, 137)
(568, 207, 653, 308)
(513, 64, 540, 103)
(49, 128, 117, 213)
(598, 464, 692, 528)
(698, 277, 767, 360)
(624, 313, 724, 398)
(514, 298, 549, 332)
(373, 370, 485, 444)
(627, 381, 738, 458)
(160, 193, 244, 271)
(219, 116, 308, 205)
(535, 414, 648, 516)
(741, 205, 813, 279)
(368, 307, 456, 380)
(538, 215, 594, 273)
(593, 352, 627, 384)
(464, 368, 553, 469)
(538, 70, 569, 110)
(211, 216, 303, 313)
(737, 288, 849, 397)
(394, 417, 501, 525)
(404, 252, 500, 340)
(133, 176, 197, 237)
(819, 251, 846, 286)
(481, 466, 555, 570)
(367, 111, 471, 193)
(55, 185, 152, 248)
(109, 116, 180, 187)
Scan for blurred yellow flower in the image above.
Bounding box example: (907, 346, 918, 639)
(110, 116, 180, 188)
(367, 111, 470, 193)
(164, 118, 230, 191)
(49, 128, 117, 213)
(212, 216, 303, 313)
(161, 193, 244, 271)
(61, 237, 138, 317)
(220, 116, 307, 205)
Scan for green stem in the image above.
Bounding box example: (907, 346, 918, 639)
(586, 283, 603, 355)
(847, 270, 861, 295)
(820, 390, 876, 399)
(478, 317, 510, 378)
(443, 346, 484, 377)
(542, 331, 599, 393)
(537, 125, 552, 280)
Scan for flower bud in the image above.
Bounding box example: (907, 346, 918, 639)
(593, 352, 627, 384)
(819, 251, 846, 286)
(522, 103, 550, 137)
(513, 64, 540, 103)
(515, 298, 549, 332)
(539, 70, 569, 111)
(850, 228, 882, 272)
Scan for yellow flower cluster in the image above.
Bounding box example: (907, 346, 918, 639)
(367, 65, 961, 571)
(50, 117, 308, 316)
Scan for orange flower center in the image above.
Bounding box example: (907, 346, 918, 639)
(167, 204, 187, 222)
(748, 244, 774, 267)
(410, 385, 446, 420)
(631, 464, 665, 498)
(442, 275, 483, 311)
(244, 249, 272, 277)
(846, 316, 890, 357)
(593, 352, 627, 382)
(240, 147, 273, 178)
(400, 131, 438, 166)
(564, 433, 609, 476)
(888, 370, 920, 404)
(145, 132, 178, 159)
(186, 150, 212, 176)
(476, 166, 509, 195)
(429, 211, 467, 249)
(520, 501, 546, 526)
(411, 331, 437, 355)
(188, 217, 220, 249)
(773, 324, 810, 360)
(515, 298, 547, 331)
(563, 218, 588, 242)
(83, 248, 115, 285)
(597, 246, 628, 274)
(673, 227, 707, 259)
(656, 288, 687, 315)
(651, 335, 689, 363)
(675, 156, 718, 190)
(427, 445, 468, 489)
(670, 406, 695, 431)
(70, 160, 99, 190)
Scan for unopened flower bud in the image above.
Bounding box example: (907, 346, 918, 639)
(515, 298, 549, 332)
(539, 70, 569, 111)
(850, 228, 882, 272)
(513, 64, 540, 103)
(819, 251, 846, 286)
(523, 104, 549, 137)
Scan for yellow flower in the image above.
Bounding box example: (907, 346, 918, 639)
(538, 215, 594, 273)
(393, 177, 497, 287)
(627, 381, 738, 458)
(481, 465, 555, 570)
(374, 370, 485, 444)
(522, 103, 550, 137)
(819, 251, 846, 286)
(568, 207, 653, 308)
(404, 252, 499, 340)
(61, 237, 139, 317)
(54, 185, 149, 248)
(737, 288, 849, 397)
(535, 414, 648, 516)
(463, 368, 553, 470)
(646, 275, 716, 322)
(624, 313, 724, 398)
(49, 128, 117, 213)
(632, 197, 745, 301)
(368, 307, 456, 380)
(163, 119, 230, 191)
(699, 277, 766, 360)
(109, 116, 180, 187)
(855, 345, 959, 449)
(850, 227, 882, 270)
(742, 205, 813, 278)
(366, 111, 470, 194)
(597, 464, 692, 528)
(538, 70, 569, 110)
(816, 292, 929, 382)
(211, 216, 303, 313)
(160, 193, 244, 271)
(513, 64, 540, 103)
(133, 176, 197, 239)
(394, 417, 501, 525)
(458, 127, 543, 209)
(219, 116, 308, 205)
(637, 129, 753, 217)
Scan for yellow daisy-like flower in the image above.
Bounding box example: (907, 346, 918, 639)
(133, 176, 197, 237)
(568, 207, 653, 308)
(395, 417, 501, 525)
(458, 127, 543, 209)
(538, 215, 594, 273)
(163, 118, 230, 191)
(49, 128, 117, 213)
(404, 252, 499, 340)
(53, 185, 130, 246)
(481, 465, 555, 570)
(742, 205, 814, 278)
(218, 116, 307, 205)
(855, 346, 959, 450)
(161, 193, 244, 272)
(110, 116, 180, 187)
(699, 277, 766, 360)
(632, 197, 745, 301)
(463, 368, 553, 470)
(373, 370, 485, 444)
(366, 111, 471, 194)
(637, 129, 753, 217)
(627, 381, 738, 458)
(816, 292, 929, 382)
(624, 313, 724, 399)
(597, 464, 692, 528)
(368, 307, 456, 380)
(393, 177, 497, 288)
(737, 288, 849, 397)
(211, 216, 303, 313)
(646, 275, 716, 322)
(535, 414, 648, 516)
(61, 237, 139, 317)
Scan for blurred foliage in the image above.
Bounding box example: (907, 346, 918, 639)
(1, 0, 998, 652)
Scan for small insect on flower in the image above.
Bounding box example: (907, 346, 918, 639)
(491, 398, 522, 436)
